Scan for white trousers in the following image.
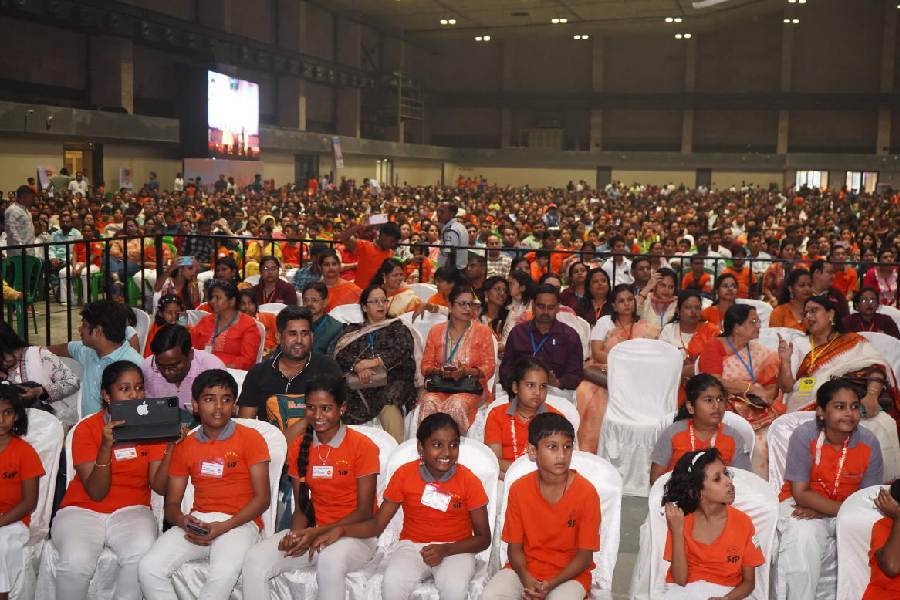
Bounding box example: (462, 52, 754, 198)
(58, 264, 99, 304)
(481, 568, 586, 600)
(381, 540, 476, 600)
(774, 499, 837, 600)
(241, 529, 376, 600)
(51, 505, 158, 600)
(138, 511, 259, 600)
(662, 581, 733, 598)
(0, 522, 28, 593)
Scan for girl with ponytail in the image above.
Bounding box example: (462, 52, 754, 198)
(241, 375, 381, 600)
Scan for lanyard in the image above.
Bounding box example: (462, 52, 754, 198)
(814, 431, 850, 500)
(689, 421, 718, 451)
(530, 331, 551, 356)
(509, 411, 531, 459)
(211, 312, 239, 346)
(316, 444, 333, 466)
(725, 337, 755, 382)
(367, 332, 377, 353)
(444, 323, 469, 364)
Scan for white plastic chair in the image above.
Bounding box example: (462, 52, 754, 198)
(736, 298, 773, 328)
(12, 410, 65, 600)
(58, 357, 85, 421)
(876, 304, 900, 332)
(133, 307, 151, 355)
(269, 425, 400, 599)
(245, 275, 261, 286)
(599, 339, 682, 496)
(410, 283, 437, 303)
(638, 468, 778, 600)
(170, 419, 287, 599)
(186, 309, 210, 327)
(255, 320, 267, 362)
(766, 411, 816, 494)
(498, 452, 622, 598)
(259, 302, 287, 315)
(399, 310, 446, 349)
(467, 395, 581, 448)
(557, 311, 592, 361)
(836, 485, 888, 600)
(858, 331, 900, 387)
(722, 411, 756, 458)
(227, 368, 248, 397)
(329, 303, 364, 324)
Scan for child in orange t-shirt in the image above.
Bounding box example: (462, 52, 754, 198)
(0, 386, 44, 598)
(662, 448, 765, 599)
(310, 413, 491, 600)
(861, 481, 900, 599)
(484, 357, 560, 478)
(138, 369, 271, 600)
(241, 376, 380, 599)
(681, 257, 712, 294)
(483, 412, 601, 600)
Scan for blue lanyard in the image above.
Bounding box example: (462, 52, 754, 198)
(367, 332, 377, 352)
(530, 330, 551, 356)
(444, 324, 469, 364)
(725, 337, 755, 382)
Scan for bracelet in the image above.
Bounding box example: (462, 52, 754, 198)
(94, 461, 111, 468)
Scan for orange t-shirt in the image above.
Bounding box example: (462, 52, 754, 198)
(681, 272, 712, 293)
(664, 505, 765, 587)
(382, 460, 488, 544)
(833, 268, 859, 297)
(169, 422, 270, 528)
(530, 261, 549, 282)
(769, 304, 805, 332)
(62, 411, 167, 514)
(0, 437, 45, 525)
(426, 292, 449, 308)
(483, 402, 561, 462)
(286, 427, 380, 527)
(700, 305, 725, 328)
(862, 517, 900, 599)
(722, 267, 754, 299)
(502, 470, 600, 594)
(325, 281, 362, 312)
(281, 242, 302, 267)
(655, 421, 744, 472)
(353, 239, 393, 289)
(256, 312, 278, 355)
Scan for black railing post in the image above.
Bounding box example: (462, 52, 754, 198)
(43, 243, 51, 345)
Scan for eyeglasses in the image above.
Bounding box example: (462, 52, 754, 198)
(261, 265, 279, 272)
(367, 298, 389, 306)
(454, 301, 481, 309)
(859, 298, 878, 304)
(151, 356, 185, 374)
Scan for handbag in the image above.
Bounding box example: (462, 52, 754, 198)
(426, 374, 483, 395)
(347, 364, 388, 390)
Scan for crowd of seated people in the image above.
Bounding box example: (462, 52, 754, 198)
(0, 175, 899, 599)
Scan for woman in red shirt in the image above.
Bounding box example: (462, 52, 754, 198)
(190, 279, 261, 370)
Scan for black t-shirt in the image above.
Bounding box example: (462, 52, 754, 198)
(237, 352, 344, 420)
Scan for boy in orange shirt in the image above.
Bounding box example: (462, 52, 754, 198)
(138, 369, 271, 600)
(680, 256, 712, 294)
(862, 481, 900, 599)
(482, 412, 601, 600)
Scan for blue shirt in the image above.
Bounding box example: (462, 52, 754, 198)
(67, 340, 143, 416)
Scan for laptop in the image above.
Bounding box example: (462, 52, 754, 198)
(108, 397, 181, 443)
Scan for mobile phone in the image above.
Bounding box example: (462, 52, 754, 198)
(185, 521, 209, 536)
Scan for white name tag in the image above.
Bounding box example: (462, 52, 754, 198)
(312, 465, 334, 479)
(421, 483, 452, 512)
(114, 447, 138, 461)
(200, 460, 224, 478)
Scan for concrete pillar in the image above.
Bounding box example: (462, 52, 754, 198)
(680, 38, 696, 154)
(501, 41, 514, 147)
(89, 36, 133, 113)
(335, 18, 361, 138)
(876, 0, 897, 154)
(590, 36, 604, 151)
(276, 0, 308, 130)
(776, 19, 794, 154)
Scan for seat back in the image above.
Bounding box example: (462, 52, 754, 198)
(858, 331, 900, 387)
(5, 255, 44, 301)
(766, 411, 816, 493)
(722, 411, 756, 458)
(227, 368, 248, 397)
(556, 312, 592, 361)
(382, 437, 500, 561)
(259, 302, 287, 315)
(329, 303, 364, 324)
(836, 485, 887, 600)
(736, 298, 773, 328)
(876, 304, 900, 332)
(607, 339, 682, 421)
(245, 274, 261, 286)
(185, 309, 209, 326)
(399, 310, 446, 347)
(646, 468, 778, 600)
(23, 409, 65, 544)
(347, 425, 399, 480)
(180, 419, 286, 537)
(133, 307, 151, 355)
(410, 283, 437, 303)
(499, 452, 622, 593)
(255, 320, 267, 362)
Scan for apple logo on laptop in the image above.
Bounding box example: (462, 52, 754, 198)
(136, 401, 149, 416)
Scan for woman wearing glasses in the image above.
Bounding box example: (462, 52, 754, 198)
(251, 255, 298, 306)
(418, 285, 496, 433)
(845, 287, 900, 339)
(778, 294, 900, 481)
(333, 285, 420, 442)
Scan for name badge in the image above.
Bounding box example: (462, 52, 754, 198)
(421, 483, 452, 512)
(200, 460, 225, 478)
(312, 465, 334, 479)
(798, 377, 816, 393)
(114, 447, 138, 461)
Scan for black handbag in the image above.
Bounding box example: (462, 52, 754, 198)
(426, 375, 483, 395)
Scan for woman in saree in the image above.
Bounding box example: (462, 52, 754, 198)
(574, 267, 611, 327)
(333, 284, 421, 442)
(762, 238, 797, 306)
(769, 268, 813, 331)
(319, 249, 362, 312)
(372, 258, 422, 317)
(698, 303, 788, 476)
(418, 285, 496, 433)
(559, 261, 588, 311)
(575, 284, 661, 454)
(777, 294, 900, 481)
(700, 273, 738, 329)
(658, 290, 721, 407)
(637, 267, 678, 330)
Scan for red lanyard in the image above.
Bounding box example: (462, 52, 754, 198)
(689, 421, 718, 451)
(814, 431, 850, 499)
(509, 413, 531, 459)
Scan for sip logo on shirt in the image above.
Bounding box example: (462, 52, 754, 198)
(726, 545, 741, 564)
(2, 470, 18, 479)
(567, 511, 578, 528)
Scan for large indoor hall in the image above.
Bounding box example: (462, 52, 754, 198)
(0, 1, 898, 599)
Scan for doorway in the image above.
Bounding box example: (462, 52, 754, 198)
(294, 154, 319, 188)
(63, 143, 103, 191)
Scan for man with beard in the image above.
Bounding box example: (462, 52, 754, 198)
(237, 305, 343, 437)
(498, 284, 583, 399)
(142, 324, 225, 412)
(49, 211, 82, 301)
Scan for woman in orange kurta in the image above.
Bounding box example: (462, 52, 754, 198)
(700, 273, 738, 330)
(190, 279, 261, 370)
(320, 250, 362, 312)
(768, 268, 812, 332)
(659, 290, 721, 406)
(418, 286, 496, 433)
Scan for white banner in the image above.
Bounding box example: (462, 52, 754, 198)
(332, 136, 344, 169)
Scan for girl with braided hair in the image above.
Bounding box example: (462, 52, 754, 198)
(241, 375, 380, 599)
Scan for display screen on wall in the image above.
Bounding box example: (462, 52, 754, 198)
(207, 70, 260, 160)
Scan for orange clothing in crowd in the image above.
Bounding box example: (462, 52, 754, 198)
(722, 266, 754, 298)
(353, 239, 392, 289)
(190, 312, 261, 370)
(862, 517, 900, 599)
(324, 281, 362, 312)
(0, 437, 45, 526)
(833, 267, 859, 297)
(427, 292, 449, 307)
(255, 311, 278, 355)
(769, 304, 805, 331)
(483, 401, 561, 462)
(281, 242, 302, 267)
(681, 271, 712, 293)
